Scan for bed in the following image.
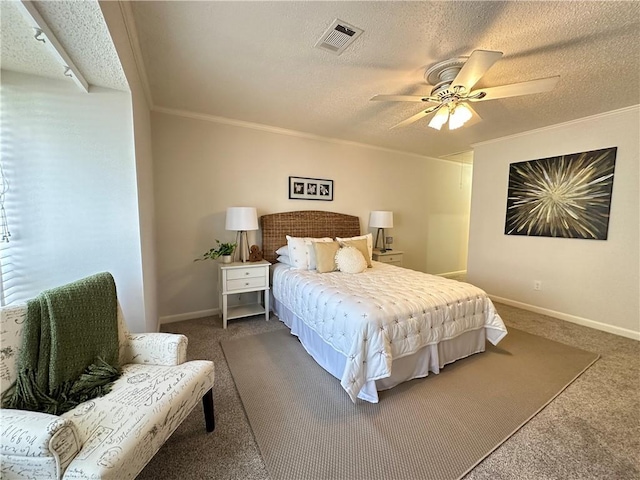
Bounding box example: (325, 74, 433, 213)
(261, 210, 507, 403)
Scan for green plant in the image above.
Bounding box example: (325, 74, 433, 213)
(195, 240, 236, 261)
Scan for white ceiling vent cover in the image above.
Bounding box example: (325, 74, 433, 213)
(314, 19, 363, 55)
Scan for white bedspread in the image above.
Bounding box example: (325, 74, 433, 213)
(272, 262, 507, 402)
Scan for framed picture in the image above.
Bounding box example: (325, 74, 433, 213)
(289, 176, 333, 201)
(504, 147, 617, 240)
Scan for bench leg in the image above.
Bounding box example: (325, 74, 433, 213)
(203, 389, 215, 432)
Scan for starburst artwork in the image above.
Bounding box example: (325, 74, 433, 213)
(505, 147, 617, 240)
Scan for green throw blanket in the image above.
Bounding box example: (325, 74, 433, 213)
(2, 272, 121, 415)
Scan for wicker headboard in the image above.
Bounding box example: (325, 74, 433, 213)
(260, 210, 361, 263)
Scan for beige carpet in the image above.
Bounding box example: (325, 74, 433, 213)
(222, 328, 599, 480)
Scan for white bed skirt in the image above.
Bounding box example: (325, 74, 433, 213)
(272, 296, 486, 403)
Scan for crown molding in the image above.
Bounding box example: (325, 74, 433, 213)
(118, 1, 154, 108)
(473, 105, 640, 149)
(152, 105, 466, 165)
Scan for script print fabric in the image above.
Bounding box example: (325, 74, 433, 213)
(272, 262, 507, 402)
(60, 361, 213, 479)
(1, 304, 215, 480)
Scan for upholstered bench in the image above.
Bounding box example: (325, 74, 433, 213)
(0, 304, 215, 479)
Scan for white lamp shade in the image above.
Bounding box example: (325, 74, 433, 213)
(369, 211, 393, 228)
(225, 207, 258, 231)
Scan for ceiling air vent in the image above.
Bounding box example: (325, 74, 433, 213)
(314, 19, 363, 55)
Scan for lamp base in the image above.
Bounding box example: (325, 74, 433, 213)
(233, 231, 250, 263)
(374, 228, 387, 252)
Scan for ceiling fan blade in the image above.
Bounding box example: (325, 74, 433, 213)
(468, 76, 560, 101)
(371, 94, 438, 103)
(452, 50, 503, 93)
(390, 105, 440, 129)
(462, 103, 483, 127)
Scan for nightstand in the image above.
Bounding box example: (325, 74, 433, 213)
(218, 260, 270, 329)
(372, 250, 404, 267)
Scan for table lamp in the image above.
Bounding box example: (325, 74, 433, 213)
(225, 207, 259, 262)
(369, 211, 393, 252)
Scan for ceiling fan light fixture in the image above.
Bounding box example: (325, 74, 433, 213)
(428, 107, 450, 130)
(373, 50, 559, 131)
(448, 104, 473, 130)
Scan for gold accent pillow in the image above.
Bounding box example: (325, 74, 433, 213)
(336, 234, 373, 263)
(338, 238, 372, 267)
(314, 241, 341, 273)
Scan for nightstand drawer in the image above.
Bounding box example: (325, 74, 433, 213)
(227, 267, 264, 280)
(372, 250, 403, 267)
(227, 276, 266, 292)
(377, 255, 401, 264)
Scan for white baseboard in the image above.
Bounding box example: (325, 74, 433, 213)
(159, 308, 220, 325)
(158, 295, 640, 341)
(489, 295, 640, 341)
(438, 270, 467, 278)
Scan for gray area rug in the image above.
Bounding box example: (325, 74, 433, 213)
(221, 328, 599, 480)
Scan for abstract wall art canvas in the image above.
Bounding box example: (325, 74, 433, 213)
(504, 147, 617, 240)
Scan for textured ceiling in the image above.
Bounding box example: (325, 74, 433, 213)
(130, 1, 640, 158)
(1, 1, 63, 81)
(0, 0, 128, 91)
(2, 1, 638, 159)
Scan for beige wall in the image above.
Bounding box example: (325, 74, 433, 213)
(426, 162, 472, 274)
(152, 111, 472, 320)
(101, 1, 158, 332)
(468, 106, 639, 339)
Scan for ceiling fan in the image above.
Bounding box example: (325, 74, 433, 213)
(371, 50, 560, 131)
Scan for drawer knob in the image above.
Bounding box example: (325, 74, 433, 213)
(245, 272, 250, 276)
(245, 282, 249, 286)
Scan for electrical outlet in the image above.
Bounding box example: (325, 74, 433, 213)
(534, 280, 542, 291)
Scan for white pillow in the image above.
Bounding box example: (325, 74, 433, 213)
(336, 233, 373, 263)
(277, 255, 293, 266)
(286, 235, 332, 270)
(275, 245, 289, 257)
(335, 246, 367, 274)
(286, 236, 308, 269)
